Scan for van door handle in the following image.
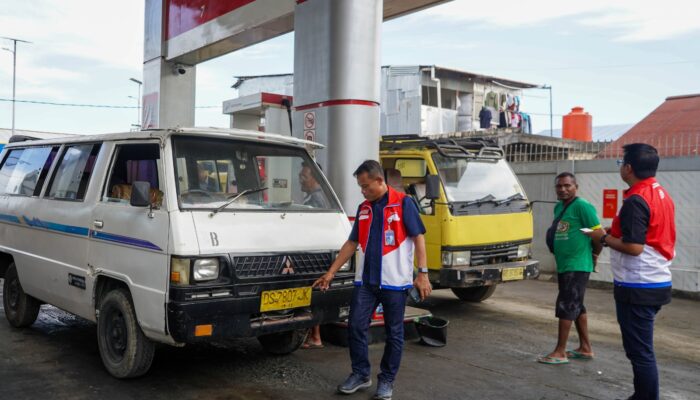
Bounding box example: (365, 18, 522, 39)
(93, 220, 104, 229)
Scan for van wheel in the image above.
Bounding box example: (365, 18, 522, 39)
(97, 288, 155, 378)
(2, 263, 41, 328)
(451, 285, 497, 302)
(258, 329, 307, 355)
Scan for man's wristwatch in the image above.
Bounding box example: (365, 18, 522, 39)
(417, 267, 429, 274)
(600, 233, 609, 247)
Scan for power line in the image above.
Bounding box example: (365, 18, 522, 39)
(0, 98, 220, 109)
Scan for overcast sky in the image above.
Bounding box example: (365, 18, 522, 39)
(1, 0, 698, 136)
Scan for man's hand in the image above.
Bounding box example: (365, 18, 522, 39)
(312, 272, 335, 291)
(584, 227, 606, 242)
(413, 272, 432, 301)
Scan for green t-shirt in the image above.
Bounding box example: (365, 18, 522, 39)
(553, 198, 601, 273)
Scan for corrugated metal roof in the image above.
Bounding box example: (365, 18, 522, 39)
(231, 65, 540, 90)
(598, 94, 700, 158)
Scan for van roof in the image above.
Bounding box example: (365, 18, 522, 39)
(4, 127, 324, 150)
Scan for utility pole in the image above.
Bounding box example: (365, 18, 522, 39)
(2, 36, 31, 136)
(542, 84, 553, 137)
(129, 77, 143, 130)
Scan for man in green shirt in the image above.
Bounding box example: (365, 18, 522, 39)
(538, 172, 603, 365)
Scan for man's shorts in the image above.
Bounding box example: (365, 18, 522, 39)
(555, 271, 590, 321)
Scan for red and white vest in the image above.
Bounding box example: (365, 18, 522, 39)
(355, 187, 415, 290)
(610, 178, 675, 288)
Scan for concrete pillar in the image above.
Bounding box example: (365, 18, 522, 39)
(293, 0, 382, 212)
(141, 0, 196, 129)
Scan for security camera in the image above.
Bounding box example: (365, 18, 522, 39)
(173, 63, 187, 75)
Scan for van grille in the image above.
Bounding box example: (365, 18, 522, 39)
(470, 243, 519, 266)
(231, 253, 333, 278)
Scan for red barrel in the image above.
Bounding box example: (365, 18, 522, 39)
(562, 106, 592, 142)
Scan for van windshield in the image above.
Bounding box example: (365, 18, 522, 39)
(172, 136, 341, 212)
(432, 155, 526, 205)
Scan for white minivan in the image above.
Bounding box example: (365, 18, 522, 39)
(0, 128, 355, 378)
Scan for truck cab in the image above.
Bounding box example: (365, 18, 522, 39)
(380, 135, 539, 301)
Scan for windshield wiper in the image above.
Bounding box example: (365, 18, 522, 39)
(209, 187, 268, 217)
(496, 193, 525, 205)
(460, 194, 496, 208)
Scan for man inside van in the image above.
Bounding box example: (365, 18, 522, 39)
(313, 160, 431, 400)
(197, 163, 218, 192)
(538, 172, 603, 365)
(299, 161, 329, 208)
(585, 144, 675, 400)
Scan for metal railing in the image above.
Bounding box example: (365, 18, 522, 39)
(505, 131, 699, 163)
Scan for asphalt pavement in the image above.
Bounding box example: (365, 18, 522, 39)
(1, 278, 698, 400)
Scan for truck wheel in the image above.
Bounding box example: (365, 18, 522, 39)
(451, 285, 497, 302)
(97, 288, 155, 378)
(2, 263, 41, 328)
(258, 329, 307, 355)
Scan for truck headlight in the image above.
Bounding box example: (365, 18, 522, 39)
(193, 258, 220, 281)
(516, 244, 531, 259)
(442, 251, 470, 267)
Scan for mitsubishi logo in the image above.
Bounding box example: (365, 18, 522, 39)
(281, 256, 295, 275)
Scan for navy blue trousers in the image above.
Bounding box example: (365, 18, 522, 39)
(348, 285, 407, 383)
(616, 301, 662, 400)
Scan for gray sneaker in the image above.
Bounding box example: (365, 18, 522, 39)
(337, 373, 372, 394)
(373, 380, 393, 400)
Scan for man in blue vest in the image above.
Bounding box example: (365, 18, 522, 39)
(314, 160, 431, 400)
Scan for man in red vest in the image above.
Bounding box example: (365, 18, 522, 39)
(586, 143, 675, 400)
(314, 160, 431, 400)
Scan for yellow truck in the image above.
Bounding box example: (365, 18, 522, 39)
(380, 135, 539, 301)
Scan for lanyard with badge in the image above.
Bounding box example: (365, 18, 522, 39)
(385, 212, 400, 246)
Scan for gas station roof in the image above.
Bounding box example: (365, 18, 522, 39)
(165, 0, 452, 64)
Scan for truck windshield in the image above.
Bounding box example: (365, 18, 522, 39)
(432, 154, 526, 204)
(172, 136, 341, 212)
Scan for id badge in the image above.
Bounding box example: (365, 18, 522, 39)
(385, 229, 395, 246)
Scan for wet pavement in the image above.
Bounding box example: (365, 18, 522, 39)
(1, 279, 699, 400)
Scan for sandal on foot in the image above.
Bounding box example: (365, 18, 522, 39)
(566, 350, 594, 360)
(537, 355, 569, 365)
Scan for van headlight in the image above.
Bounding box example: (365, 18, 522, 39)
(516, 244, 531, 259)
(170, 257, 220, 285)
(193, 258, 220, 281)
(442, 251, 470, 267)
(334, 251, 354, 272)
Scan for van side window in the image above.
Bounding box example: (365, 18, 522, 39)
(103, 143, 162, 207)
(0, 146, 59, 196)
(47, 143, 102, 201)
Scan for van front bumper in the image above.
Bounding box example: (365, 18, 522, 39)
(167, 285, 353, 344)
(438, 260, 539, 288)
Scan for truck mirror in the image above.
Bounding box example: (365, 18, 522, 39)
(426, 175, 440, 200)
(130, 181, 151, 207)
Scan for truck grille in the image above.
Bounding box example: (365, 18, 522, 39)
(231, 253, 333, 278)
(470, 243, 519, 266)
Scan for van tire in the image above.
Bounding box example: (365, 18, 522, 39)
(97, 288, 155, 378)
(2, 263, 41, 328)
(451, 285, 497, 302)
(258, 329, 307, 355)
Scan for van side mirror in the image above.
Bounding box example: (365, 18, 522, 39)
(130, 181, 151, 207)
(425, 175, 441, 200)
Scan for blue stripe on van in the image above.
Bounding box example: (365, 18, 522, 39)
(90, 230, 162, 251)
(23, 216, 90, 236)
(0, 213, 160, 251)
(0, 213, 21, 224)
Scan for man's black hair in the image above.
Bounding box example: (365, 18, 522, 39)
(623, 143, 659, 179)
(555, 172, 577, 184)
(353, 160, 384, 179)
